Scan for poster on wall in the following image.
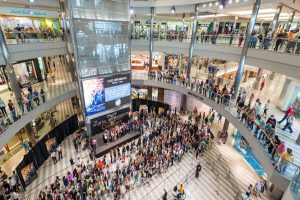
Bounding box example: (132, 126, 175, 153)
(20, 163, 38, 187)
(45, 138, 57, 153)
(82, 73, 131, 116)
(91, 107, 130, 135)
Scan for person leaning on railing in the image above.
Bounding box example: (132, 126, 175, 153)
(277, 148, 294, 174)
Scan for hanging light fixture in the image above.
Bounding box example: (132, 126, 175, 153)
(171, 6, 175, 14)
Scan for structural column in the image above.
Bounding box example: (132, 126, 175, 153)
(222, 119, 230, 133)
(270, 4, 283, 37)
(233, 0, 261, 98)
(25, 123, 37, 145)
(287, 11, 295, 31)
(180, 94, 187, 113)
(149, 7, 154, 72)
(0, 25, 22, 99)
(187, 4, 199, 78)
(253, 67, 263, 90)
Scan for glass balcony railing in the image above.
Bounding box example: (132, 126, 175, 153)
(3, 30, 63, 45)
(132, 74, 300, 184)
(0, 82, 77, 134)
(131, 33, 300, 55)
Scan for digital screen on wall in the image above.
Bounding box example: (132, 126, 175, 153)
(82, 73, 131, 116)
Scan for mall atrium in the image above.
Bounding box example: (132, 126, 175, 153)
(0, 0, 300, 199)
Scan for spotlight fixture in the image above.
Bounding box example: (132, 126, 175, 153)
(209, 2, 212, 7)
(171, 6, 175, 13)
(130, 7, 134, 14)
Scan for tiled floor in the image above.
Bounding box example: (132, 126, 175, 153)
(23, 114, 269, 200)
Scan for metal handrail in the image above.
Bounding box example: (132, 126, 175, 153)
(0, 82, 76, 134)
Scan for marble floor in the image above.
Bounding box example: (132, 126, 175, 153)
(23, 114, 269, 200)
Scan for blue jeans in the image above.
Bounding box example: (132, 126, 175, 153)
(278, 115, 288, 124)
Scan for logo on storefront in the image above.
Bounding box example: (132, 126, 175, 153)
(9, 8, 47, 17)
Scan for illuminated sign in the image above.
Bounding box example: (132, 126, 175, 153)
(9, 8, 47, 17)
(0, 6, 58, 18)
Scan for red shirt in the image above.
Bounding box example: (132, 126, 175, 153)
(286, 107, 293, 116)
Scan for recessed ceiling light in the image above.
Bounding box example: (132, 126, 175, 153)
(203, 4, 206, 8)
(171, 6, 175, 14)
(209, 2, 212, 7)
(215, 2, 219, 6)
(219, 4, 224, 9)
(28, 0, 34, 2)
(229, 0, 233, 4)
(235, 0, 240, 3)
(130, 8, 134, 14)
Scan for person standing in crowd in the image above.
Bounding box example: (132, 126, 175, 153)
(50, 70, 55, 82)
(57, 145, 63, 161)
(33, 89, 40, 106)
(282, 114, 294, 134)
(51, 151, 58, 165)
(8, 100, 17, 121)
(17, 98, 24, 115)
(278, 105, 293, 125)
(27, 84, 33, 95)
(260, 79, 265, 90)
(278, 148, 294, 173)
(40, 89, 45, 103)
(0, 98, 7, 116)
(23, 95, 30, 112)
(263, 100, 270, 118)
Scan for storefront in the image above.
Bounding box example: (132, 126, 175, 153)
(131, 51, 164, 71)
(0, 6, 60, 40)
(13, 58, 45, 87)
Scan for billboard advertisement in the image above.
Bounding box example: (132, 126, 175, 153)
(91, 107, 130, 135)
(20, 162, 38, 187)
(82, 73, 131, 116)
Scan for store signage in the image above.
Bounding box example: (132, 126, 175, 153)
(0, 6, 58, 18)
(9, 8, 47, 17)
(188, 92, 203, 101)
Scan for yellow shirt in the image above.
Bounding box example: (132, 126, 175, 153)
(179, 186, 184, 194)
(287, 32, 294, 41)
(280, 152, 294, 163)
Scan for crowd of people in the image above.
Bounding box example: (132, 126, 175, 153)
(0, 85, 46, 130)
(149, 70, 296, 175)
(31, 109, 218, 200)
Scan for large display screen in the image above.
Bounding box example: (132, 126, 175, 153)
(82, 73, 131, 116)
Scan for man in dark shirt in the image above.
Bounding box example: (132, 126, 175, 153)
(266, 115, 276, 129)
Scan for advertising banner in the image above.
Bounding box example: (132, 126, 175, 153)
(45, 138, 57, 153)
(91, 107, 130, 135)
(82, 73, 131, 116)
(20, 163, 38, 187)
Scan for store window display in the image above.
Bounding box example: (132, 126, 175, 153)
(0, 16, 61, 43)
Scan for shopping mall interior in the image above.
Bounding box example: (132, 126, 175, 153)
(0, 0, 300, 199)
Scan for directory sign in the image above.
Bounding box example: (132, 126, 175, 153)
(82, 73, 131, 116)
